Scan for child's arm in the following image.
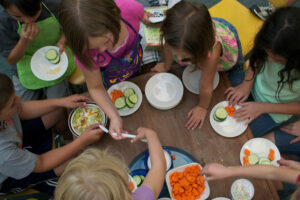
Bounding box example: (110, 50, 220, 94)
(18, 94, 89, 120)
(235, 101, 300, 124)
(82, 69, 123, 139)
(185, 43, 221, 130)
(33, 124, 102, 173)
(151, 44, 173, 73)
(6, 23, 39, 65)
(201, 163, 300, 185)
(131, 128, 166, 198)
(226, 65, 255, 105)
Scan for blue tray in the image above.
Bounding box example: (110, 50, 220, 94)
(129, 146, 197, 198)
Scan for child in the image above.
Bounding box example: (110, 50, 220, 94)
(151, 1, 243, 130)
(0, 73, 103, 194)
(0, 0, 76, 102)
(226, 7, 300, 156)
(59, 0, 152, 137)
(201, 159, 300, 200)
(55, 127, 166, 200)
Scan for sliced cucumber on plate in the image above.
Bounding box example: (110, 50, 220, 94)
(248, 154, 259, 165)
(124, 88, 135, 97)
(45, 49, 60, 64)
(133, 175, 145, 187)
(213, 107, 228, 122)
(115, 97, 126, 109)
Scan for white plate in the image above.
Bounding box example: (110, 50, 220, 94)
(240, 138, 281, 166)
(209, 101, 247, 137)
(165, 163, 210, 200)
(182, 66, 219, 94)
(145, 73, 183, 110)
(107, 81, 142, 116)
(212, 198, 231, 200)
(31, 46, 68, 81)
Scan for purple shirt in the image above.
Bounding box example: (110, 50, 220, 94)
(132, 185, 155, 200)
(75, 0, 144, 70)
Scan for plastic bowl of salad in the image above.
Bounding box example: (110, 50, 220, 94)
(68, 102, 107, 137)
(231, 179, 254, 200)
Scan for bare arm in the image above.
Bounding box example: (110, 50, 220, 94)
(151, 43, 173, 73)
(202, 163, 300, 185)
(131, 128, 166, 198)
(18, 95, 89, 120)
(83, 69, 123, 136)
(34, 124, 102, 173)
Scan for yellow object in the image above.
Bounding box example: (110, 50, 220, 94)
(209, 0, 263, 56)
(68, 66, 85, 85)
(1, 189, 39, 199)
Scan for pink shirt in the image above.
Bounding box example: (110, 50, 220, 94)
(75, 0, 144, 70)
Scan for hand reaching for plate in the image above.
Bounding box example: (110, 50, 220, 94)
(280, 121, 300, 144)
(233, 102, 264, 124)
(201, 163, 229, 181)
(109, 116, 125, 140)
(186, 105, 207, 130)
(61, 94, 90, 108)
(225, 83, 251, 106)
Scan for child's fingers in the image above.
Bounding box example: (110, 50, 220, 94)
(290, 136, 300, 144)
(198, 120, 204, 129)
(187, 109, 193, 118)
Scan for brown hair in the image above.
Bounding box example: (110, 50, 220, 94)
(59, 0, 121, 68)
(0, 73, 14, 112)
(161, 1, 214, 65)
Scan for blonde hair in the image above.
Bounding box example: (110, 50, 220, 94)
(55, 148, 131, 200)
(59, 0, 121, 68)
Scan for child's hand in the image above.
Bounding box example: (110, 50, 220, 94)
(201, 163, 230, 181)
(61, 94, 90, 108)
(57, 41, 65, 54)
(225, 83, 251, 106)
(20, 23, 40, 42)
(186, 105, 207, 130)
(142, 11, 155, 26)
(278, 158, 300, 170)
(234, 102, 263, 124)
(280, 121, 300, 144)
(131, 127, 155, 143)
(79, 123, 103, 146)
(151, 62, 168, 73)
(109, 116, 125, 140)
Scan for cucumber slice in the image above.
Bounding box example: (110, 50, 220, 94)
(45, 49, 58, 60)
(114, 97, 126, 109)
(126, 97, 134, 108)
(139, 175, 145, 182)
(215, 107, 228, 121)
(133, 175, 142, 187)
(129, 94, 138, 104)
(248, 154, 259, 165)
(259, 157, 272, 165)
(213, 113, 223, 122)
(123, 88, 135, 97)
(50, 55, 60, 64)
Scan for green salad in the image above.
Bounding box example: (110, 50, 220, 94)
(72, 106, 102, 134)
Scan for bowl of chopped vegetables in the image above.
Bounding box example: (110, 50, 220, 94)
(166, 163, 210, 200)
(231, 179, 254, 200)
(68, 102, 107, 138)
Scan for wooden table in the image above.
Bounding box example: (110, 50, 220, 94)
(95, 65, 279, 199)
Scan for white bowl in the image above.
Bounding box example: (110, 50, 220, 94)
(165, 163, 210, 200)
(145, 73, 184, 110)
(231, 179, 254, 200)
(147, 150, 172, 171)
(68, 102, 107, 138)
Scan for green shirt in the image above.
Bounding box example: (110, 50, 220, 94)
(252, 61, 300, 123)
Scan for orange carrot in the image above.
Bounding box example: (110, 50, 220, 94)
(110, 89, 124, 103)
(172, 155, 176, 160)
(243, 156, 249, 166)
(169, 165, 205, 200)
(268, 148, 275, 161)
(225, 106, 236, 117)
(130, 182, 135, 191)
(244, 149, 251, 156)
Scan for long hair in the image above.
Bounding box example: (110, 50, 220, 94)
(250, 7, 300, 97)
(161, 1, 214, 65)
(59, 0, 121, 68)
(55, 148, 131, 200)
